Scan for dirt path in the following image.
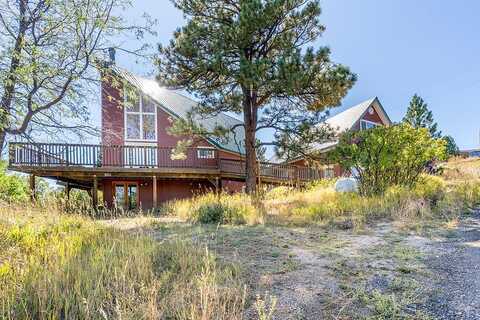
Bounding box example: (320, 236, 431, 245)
(424, 212, 480, 320)
(105, 213, 480, 319)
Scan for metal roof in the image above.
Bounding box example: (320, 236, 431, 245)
(111, 66, 245, 155)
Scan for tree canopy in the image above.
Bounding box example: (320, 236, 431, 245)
(402, 94, 440, 138)
(157, 0, 356, 193)
(330, 124, 446, 195)
(0, 0, 155, 153)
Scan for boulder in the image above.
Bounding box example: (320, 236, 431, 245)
(335, 177, 358, 193)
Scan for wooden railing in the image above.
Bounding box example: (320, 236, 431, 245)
(9, 142, 323, 182)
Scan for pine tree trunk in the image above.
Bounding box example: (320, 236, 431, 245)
(0, 130, 6, 155)
(243, 90, 258, 194)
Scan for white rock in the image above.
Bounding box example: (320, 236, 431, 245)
(335, 177, 358, 193)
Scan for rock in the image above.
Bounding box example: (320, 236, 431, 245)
(335, 177, 358, 193)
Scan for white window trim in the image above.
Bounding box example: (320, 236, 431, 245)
(197, 147, 216, 159)
(124, 89, 158, 142)
(360, 119, 380, 130)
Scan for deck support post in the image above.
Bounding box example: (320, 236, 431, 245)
(152, 176, 157, 209)
(215, 177, 222, 197)
(92, 175, 98, 211)
(29, 174, 36, 202)
(65, 182, 71, 200)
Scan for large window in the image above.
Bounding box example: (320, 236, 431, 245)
(360, 120, 380, 131)
(125, 89, 157, 141)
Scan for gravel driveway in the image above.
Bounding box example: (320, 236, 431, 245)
(425, 211, 480, 320)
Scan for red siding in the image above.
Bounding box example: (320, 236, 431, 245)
(101, 73, 124, 145)
(101, 177, 215, 209)
(352, 106, 384, 131)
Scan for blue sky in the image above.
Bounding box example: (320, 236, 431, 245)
(110, 0, 480, 150)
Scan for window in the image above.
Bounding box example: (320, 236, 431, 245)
(113, 182, 138, 210)
(197, 148, 216, 159)
(324, 166, 335, 179)
(125, 89, 157, 141)
(360, 120, 380, 131)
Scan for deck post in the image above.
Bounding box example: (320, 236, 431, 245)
(29, 174, 36, 201)
(215, 177, 222, 197)
(65, 182, 71, 200)
(152, 175, 157, 209)
(92, 175, 98, 211)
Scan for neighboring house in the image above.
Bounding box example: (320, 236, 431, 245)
(8, 65, 322, 210)
(289, 97, 392, 177)
(459, 149, 480, 158)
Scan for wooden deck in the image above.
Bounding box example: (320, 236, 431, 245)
(8, 142, 323, 187)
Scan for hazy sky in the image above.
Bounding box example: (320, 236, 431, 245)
(107, 0, 480, 150)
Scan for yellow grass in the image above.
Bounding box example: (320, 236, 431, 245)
(0, 205, 246, 320)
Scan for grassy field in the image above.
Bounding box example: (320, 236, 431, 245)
(1, 158, 479, 319)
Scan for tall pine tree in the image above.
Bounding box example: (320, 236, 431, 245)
(403, 94, 441, 138)
(157, 0, 356, 194)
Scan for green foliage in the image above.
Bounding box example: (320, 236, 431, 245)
(163, 193, 262, 225)
(402, 94, 440, 138)
(443, 135, 460, 157)
(158, 0, 356, 192)
(0, 0, 155, 151)
(0, 161, 28, 202)
(330, 124, 446, 195)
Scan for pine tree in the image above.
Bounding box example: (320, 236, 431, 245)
(157, 0, 356, 194)
(403, 94, 441, 137)
(443, 135, 459, 157)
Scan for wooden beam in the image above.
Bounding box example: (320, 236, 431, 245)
(152, 175, 157, 209)
(65, 182, 71, 200)
(92, 175, 98, 211)
(29, 174, 36, 201)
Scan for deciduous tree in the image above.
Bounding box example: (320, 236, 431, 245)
(157, 0, 356, 194)
(0, 0, 155, 153)
(330, 124, 446, 195)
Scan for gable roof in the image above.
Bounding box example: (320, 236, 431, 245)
(324, 97, 392, 133)
(274, 97, 393, 163)
(110, 66, 245, 155)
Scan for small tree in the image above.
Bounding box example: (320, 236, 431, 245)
(403, 94, 440, 138)
(0, 0, 155, 153)
(330, 124, 446, 195)
(157, 0, 356, 194)
(443, 135, 460, 157)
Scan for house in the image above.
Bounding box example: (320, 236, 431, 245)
(8, 65, 322, 210)
(289, 97, 392, 177)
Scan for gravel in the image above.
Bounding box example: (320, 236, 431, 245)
(424, 211, 480, 320)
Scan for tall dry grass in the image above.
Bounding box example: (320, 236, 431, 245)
(0, 205, 246, 320)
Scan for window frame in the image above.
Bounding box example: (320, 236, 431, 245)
(360, 119, 380, 131)
(197, 147, 216, 159)
(113, 181, 139, 210)
(124, 88, 158, 142)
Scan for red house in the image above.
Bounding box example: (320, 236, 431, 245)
(288, 97, 392, 177)
(8, 66, 322, 210)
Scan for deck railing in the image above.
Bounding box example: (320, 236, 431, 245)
(9, 142, 323, 182)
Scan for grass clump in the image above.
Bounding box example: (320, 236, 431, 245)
(0, 206, 246, 319)
(162, 193, 263, 225)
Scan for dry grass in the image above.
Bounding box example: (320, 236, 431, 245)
(0, 205, 246, 320)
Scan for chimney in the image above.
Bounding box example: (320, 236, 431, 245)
(108, 47, 116, 65)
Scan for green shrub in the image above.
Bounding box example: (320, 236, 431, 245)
(163, 193, 262, 225)
(330, 124, 446, 195)
(0, 161, 29, 203)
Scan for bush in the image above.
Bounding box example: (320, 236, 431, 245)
(0, 161, 29, 203)
(330, 124, 446, 195)
(163, 193, 263, 225)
